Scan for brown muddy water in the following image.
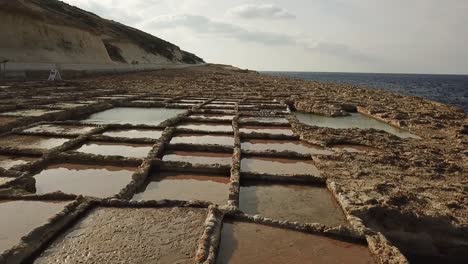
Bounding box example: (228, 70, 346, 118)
(132, 171, 229, 204)
(216, 221, 374, 264)
(241, 139, 334, 155)
(0, 116, 17, 126)
(0, 155, 38, 170)
(240, 182, 347, 226)
(240, 126, 294, 136)
(0, 109, 61, 117)
(0, 200, 69, 254)
(163, 151, 232, 166)
(240, 117, 289, 124)
(189, 114, 235, 121)
(241, 157, 320, 176)
(170, 134, 234, 146)
(23, 124, 95, 135)
(177, 122, 233, 132)
(74, 142, 152, 158)
(83, 107, 186, 125)
(295, 112, 420, 139)
(102, 129, 163, 139)
(33, 163, 134, 198)
(0, 135, 70, 150)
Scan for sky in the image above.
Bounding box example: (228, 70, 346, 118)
(63, 0, 468, 74)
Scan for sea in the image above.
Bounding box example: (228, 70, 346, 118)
(263, 72, 468, 113)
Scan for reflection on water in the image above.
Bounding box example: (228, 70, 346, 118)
(295, 112, 419, 139)
(84, 107, 185, 125)
(241, 157, 320, 176)
(102, 129, 163, 139)
(75, 142, 152, 158)
(170, 134, 234, 146)
(0, 201, 69, 253)
(132, 172, 229, 204)
(33, 164, 134, 198)
(163, 151, 232, 166)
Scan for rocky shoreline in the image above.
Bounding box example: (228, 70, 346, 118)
(0, 64, 466, 263)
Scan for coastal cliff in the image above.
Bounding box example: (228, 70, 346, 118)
(0, 0, 204, 65)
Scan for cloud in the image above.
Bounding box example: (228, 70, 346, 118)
(227, 4, 295, 19)
(146, 14, 295, 45)
(145, 14, 380, 64)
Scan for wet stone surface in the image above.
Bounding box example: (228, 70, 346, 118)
(102, 129, 163, 139)
(0, 109, 61, 117)
(23, 124, 95, 135)
(0, 135, 70, 150)
(33, 163, 134, 198)
(240, 182, 348, 226)
(0, 116, 17, 126)
(74, 141, 152, 158)
(177, 122, 233, 132)
(241, 157, 320, 176)
(240, 126, 294, 136)
(163, 151, 232, 166)
(332, 144, 382, 153)
(83, 107, 186, 125)
(0, 155, 37, 170)
(0, 177, 14, 186)
(132, 171, 229, 204)
(240, 117, 289, 124)
(34, 207, 207, 264)
(241, 139, 333, 155)
(0, 201, 69, 254)
(295, 112, 419, 139)
(189, 114, 235, 121)
(216, 221, 374, 264)
(170, 133, 234, 146)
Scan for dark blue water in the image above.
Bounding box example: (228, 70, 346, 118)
(263, 72, 468, 113)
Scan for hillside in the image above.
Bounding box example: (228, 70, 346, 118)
(0, 0, 204, 65)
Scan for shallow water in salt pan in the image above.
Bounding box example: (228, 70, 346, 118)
(170, 134, 234, 146)
(241, 157, 320, 176)
(163, 151, 231, 166)
(240, 182, 347, 226)
(132, 172, 229, 204)
(75, 142, 152, 158)
(178, 123, 233, 132)
(241, 139, 333, 155)
(0, 135, 69, 150)
(0, 201, 69, 254)
(84, 107, 185, 125)
(102, 129, 163, 139)
(33, 163, 134, 197)
(240, 126, 294, 136)
(295, 112, 419, 139)
(216, 221, 374, 264)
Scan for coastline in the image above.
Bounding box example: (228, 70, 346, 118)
(0, 64, 466, 263)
